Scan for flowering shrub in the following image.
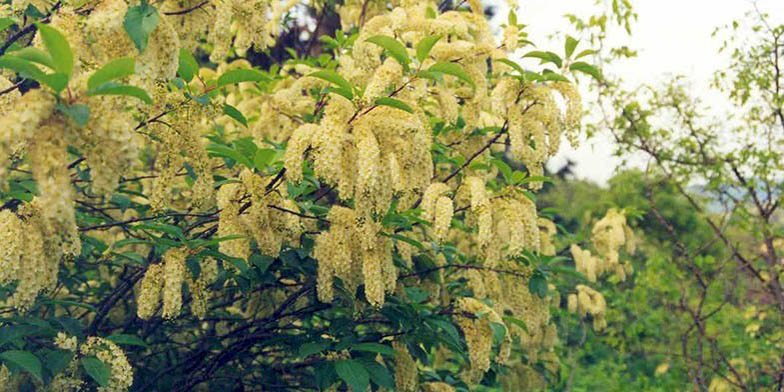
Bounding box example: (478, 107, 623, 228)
(0, 0, 627, 390)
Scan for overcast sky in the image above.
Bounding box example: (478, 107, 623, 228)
(492, 0, 784, 184)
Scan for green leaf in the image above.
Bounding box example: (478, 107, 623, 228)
(349, 343, 395, 356)
(35, 23, 73, 77)
(0, 350, 43, 382)
(81, 357, 110, 387)
(87, 81, 153, 104)
(216, 68, 269, 88)
(565, 35, 579, 58)
(334, 359, 369, 392)
(106, 334, 148, 348)
(222, 104, 248, 127)
(56, 103, 90, 127)
(123, 0, 160, 53)
(0, 18, 17, 33)
(508, 9, 518, 26)
(570, 61, 602, 81)
(523, 50, 563, 68)
(502, 316, 529, 333)
(366, 35, 410, 71)
(206, 144, 254, 168)
(528, 271, 548, 298)
(362, 360, 394, 389)
(374, 97, 413, 113)
(298, 342, 329, 358)
(308, 70, 353, 100)
(88, 57, 135, 91)
(494, 58, 525, 76)
(44, 349, 73, 375)
(177, 48, 199, 82)
(574, 49, 598, 59)
(254, 148, 277, 169)
(380, 232, 423, 250)
(415, 34, 441, 63)
(426, 62, 475, 89)
(0, 56, 67, 92)
(11, 47, 54, 70)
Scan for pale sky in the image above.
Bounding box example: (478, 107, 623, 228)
(492, 0, 784, 184)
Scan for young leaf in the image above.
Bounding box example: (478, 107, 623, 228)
(374, 97, 413, 113)
(222, 104, 248, 127)
(216, 68, 269, 88)
(334, 359, 369, 392)
(308, 70, 353, 100)
(565, 35, 579, 58)
(0, 350, 43, 382)
(88, 57, 135, 91)
(56, 103, 90, 127)
(177, 49, 199, 82)
(415, 35, 441, 63)
(123, 0, 160, 52)
(87, 82, 153, 104)
(574, 49, 598, 59)
(365, 35, 410, 71)
(35, 23, 73, 77)
(81, 357, 110, 387)
(11, 47, 54, 70)
(570, 61, 602, 81)
(426, 62, 475, 89)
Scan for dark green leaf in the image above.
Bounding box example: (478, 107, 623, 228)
(334, 359, 369, 392)
(0, 350, 42, 382)
(349, 343, 395, 356)
(366, 35, 410, 71)
(88, 57, 135, 91)
(415, 35, 441, 63)
(528, 272, 548, 298)
(298, 342, 329, 358)
(362, 360, 394, 389)
(222, 104, 247, 127)
(216, 68, 269, 88)
(177, 48, 199, 82)
(503, 316, 529, 333)
(106, 334, 148, 348)
(35, 23, 73, 77)
(374, 97, 413, 113)
(81, 357, 110, 387)
(44, 349, 72, 375)
(123, 1, 160, 52)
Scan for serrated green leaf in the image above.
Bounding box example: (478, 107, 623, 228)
(81, 357, 110, 387)
(570, 61, 602, 81)
(335, 359, 369, 392)
(374, 97, 413, 113)
(123, 1, 160, 52)
(56, 103, 90, 127)
(415, 35, 441, 63)
(222, 104, 247, 127)
(565, 35, 579, 58)
(523, 50, 563, 68)
(216, 68, 269, 88)
(87, 81, 152, 104)
(366, 35, 410, 71)
(177, 48, 198, 82)
(88, 57, 135, 91)
(35, 23, 72, 77)
(426, 62, 475, 89)
(11, 47, 54, 70)
(106, 334, 148, 348)
(308, 70, 353, 100)
(0, 350, 42, 382)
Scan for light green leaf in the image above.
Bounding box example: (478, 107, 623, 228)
(123, 0, 160, 52)
(254, 148, 277, 169)
(36, 23, 73, 77)
(222, 104, 248, 127)
(415, 34, 441, 63)
(570, 61, 602, 81)
(502, 316, 529, 333)
(11, 47, 54, 70)
(574, 49, 598, 59)
(87, 82, 153, 104)
(565, 35, 579, 58)
(216, 68, 269, 88)
(0, 18, 17, 33)
(427, 62, 475, 89)
(0, 350, 43, 382)
(88, 57, 135, 91)
(0, 56, 67, 92)
(56, 103, 90, 127)
(81, 357, 110, 387)
(308, 70, 353, 100)
(177, 48, 199, 82)
(334, 359, 369, 392)
(523, 50, 563, 68)
(494, 58, 525, 76)
(374, 97, 413, 113)
(366, 35, 410, 71)
(106, 334, 148, 348)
